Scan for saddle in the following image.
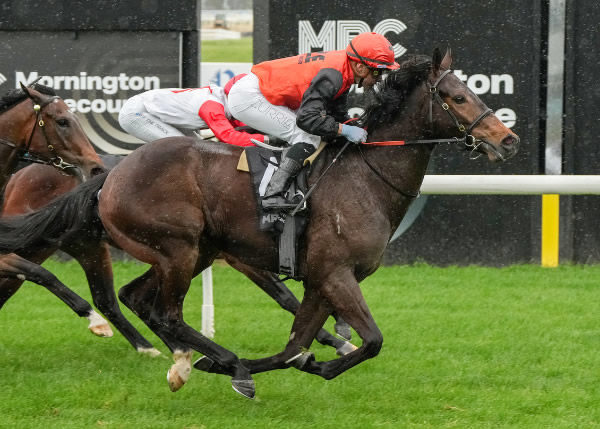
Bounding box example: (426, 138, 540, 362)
(239, 145, 325, 278)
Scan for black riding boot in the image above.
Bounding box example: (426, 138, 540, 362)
(261, 142, 315, 210)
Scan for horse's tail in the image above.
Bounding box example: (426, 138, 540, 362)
(0, 172, 108, 253)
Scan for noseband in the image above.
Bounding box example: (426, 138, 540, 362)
(0, 96, 76, 171)
(428, 69, 493, 153)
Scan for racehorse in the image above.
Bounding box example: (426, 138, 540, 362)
(0, 83, 104, 187)
(0, 83, 109, 334)
(1, 161, 353, 356)
(0, 49, 519, 398)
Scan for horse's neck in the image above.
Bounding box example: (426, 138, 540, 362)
(356, 97, 435, 235)
(0, 103, 32, 191)
(361, 143, 432, 199)
(0, 148, 21, 191)
(368, 88, 431, 142)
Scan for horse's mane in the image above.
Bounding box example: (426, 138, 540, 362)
(357, 55, 432, 130)
(0, 83, 57, 114)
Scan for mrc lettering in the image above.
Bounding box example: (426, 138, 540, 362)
(298, 19, 407, 57)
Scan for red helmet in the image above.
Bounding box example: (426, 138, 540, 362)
(224, 73, 247, 95)
(346, 32, 400, 70)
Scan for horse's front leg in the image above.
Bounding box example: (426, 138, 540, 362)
(69, 241, 159, 356)
(0, 252, 112, 337)
(194, 284, 332, 376)
(235, 285, 333, 374)
(224, 255, 355, 354)
(300, 269, 383, 379)
(246, 268, 382, 380)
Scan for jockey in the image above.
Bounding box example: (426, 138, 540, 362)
(227, 32, 400, 210)
(118, 74, 266, 146)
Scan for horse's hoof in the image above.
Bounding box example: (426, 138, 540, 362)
(137, 347, 161, 357)
(285, 351, 314, 370)
(336, 341, 358, 356)
(167, 367, 186, 392)
(231, 378, 255, 399)
(167, 356, 191, 392)
(334, 321, 352, 341)
(87, 311, 112, 337)
(193, 356, 214, 372)
(88, 323, 113, 338)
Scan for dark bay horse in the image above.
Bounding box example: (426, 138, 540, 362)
(0, 83, 108, 334)
(0, 49, 519, 398)
(0, 156, 352, 356)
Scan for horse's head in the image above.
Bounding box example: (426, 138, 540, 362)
(19, 84, 105, 179)
(428, 47, 520, 161)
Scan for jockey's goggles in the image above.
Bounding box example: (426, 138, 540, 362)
(369, 67, 387, 77)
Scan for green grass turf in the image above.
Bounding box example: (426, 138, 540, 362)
(201, 38, 253, 62)
(1, 261, 600, 428)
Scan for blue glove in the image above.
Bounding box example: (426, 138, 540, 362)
(340, 124, 368, 144)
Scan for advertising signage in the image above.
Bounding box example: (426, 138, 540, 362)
(1, 32, 180, 154)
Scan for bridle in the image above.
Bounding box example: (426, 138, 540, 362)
(358, 68, 495, 197)
(427, 68, 493, 155)
(0, 96, 76, 171)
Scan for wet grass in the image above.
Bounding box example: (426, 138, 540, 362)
(1, 261, 600, 428)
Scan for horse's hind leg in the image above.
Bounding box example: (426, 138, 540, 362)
(224, 255, 355, 353)
(0, 277, 23, 309)
(0, 253, 112, 337)
(118, 258, 255, 398)
(69, 241, 159, 355)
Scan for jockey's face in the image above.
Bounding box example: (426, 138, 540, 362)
(351, 61, 381, 89)
(364, 67, 384, 88)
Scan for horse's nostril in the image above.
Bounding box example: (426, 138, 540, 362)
(503, 135, 518, 146)
(91, 166, 107, 176)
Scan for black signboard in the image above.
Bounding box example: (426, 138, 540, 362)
(254, 0, 543, 265)
(0, 31, 180, 154)
(563, 1, 600, 262)
(0, 0, 196, 31)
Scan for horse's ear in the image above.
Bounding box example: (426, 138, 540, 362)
(20, 82, 33, 99)
(432, 47, 442, 73)
(20, 82, 44, 104)
(440, 46, 453, 69)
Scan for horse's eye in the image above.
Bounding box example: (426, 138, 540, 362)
(56, 118, 69, 127)
(453, 95, 466, 104)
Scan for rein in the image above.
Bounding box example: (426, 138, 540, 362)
(355, 68, 494, 196)
(0, 96, 76, 171)
(357, 146, 420, 198)
(363, 69, 493, 150)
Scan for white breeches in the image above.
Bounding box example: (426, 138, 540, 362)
(227, 73, 321, 149)
(118, 95, 185, 143)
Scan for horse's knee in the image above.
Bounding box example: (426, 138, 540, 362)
(117, 285, 131, 306)
(362, 328, 383, 359)
(118, 275, 152, 310)
(118, 285, 149, 319)
(91, 293, 118, 315)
